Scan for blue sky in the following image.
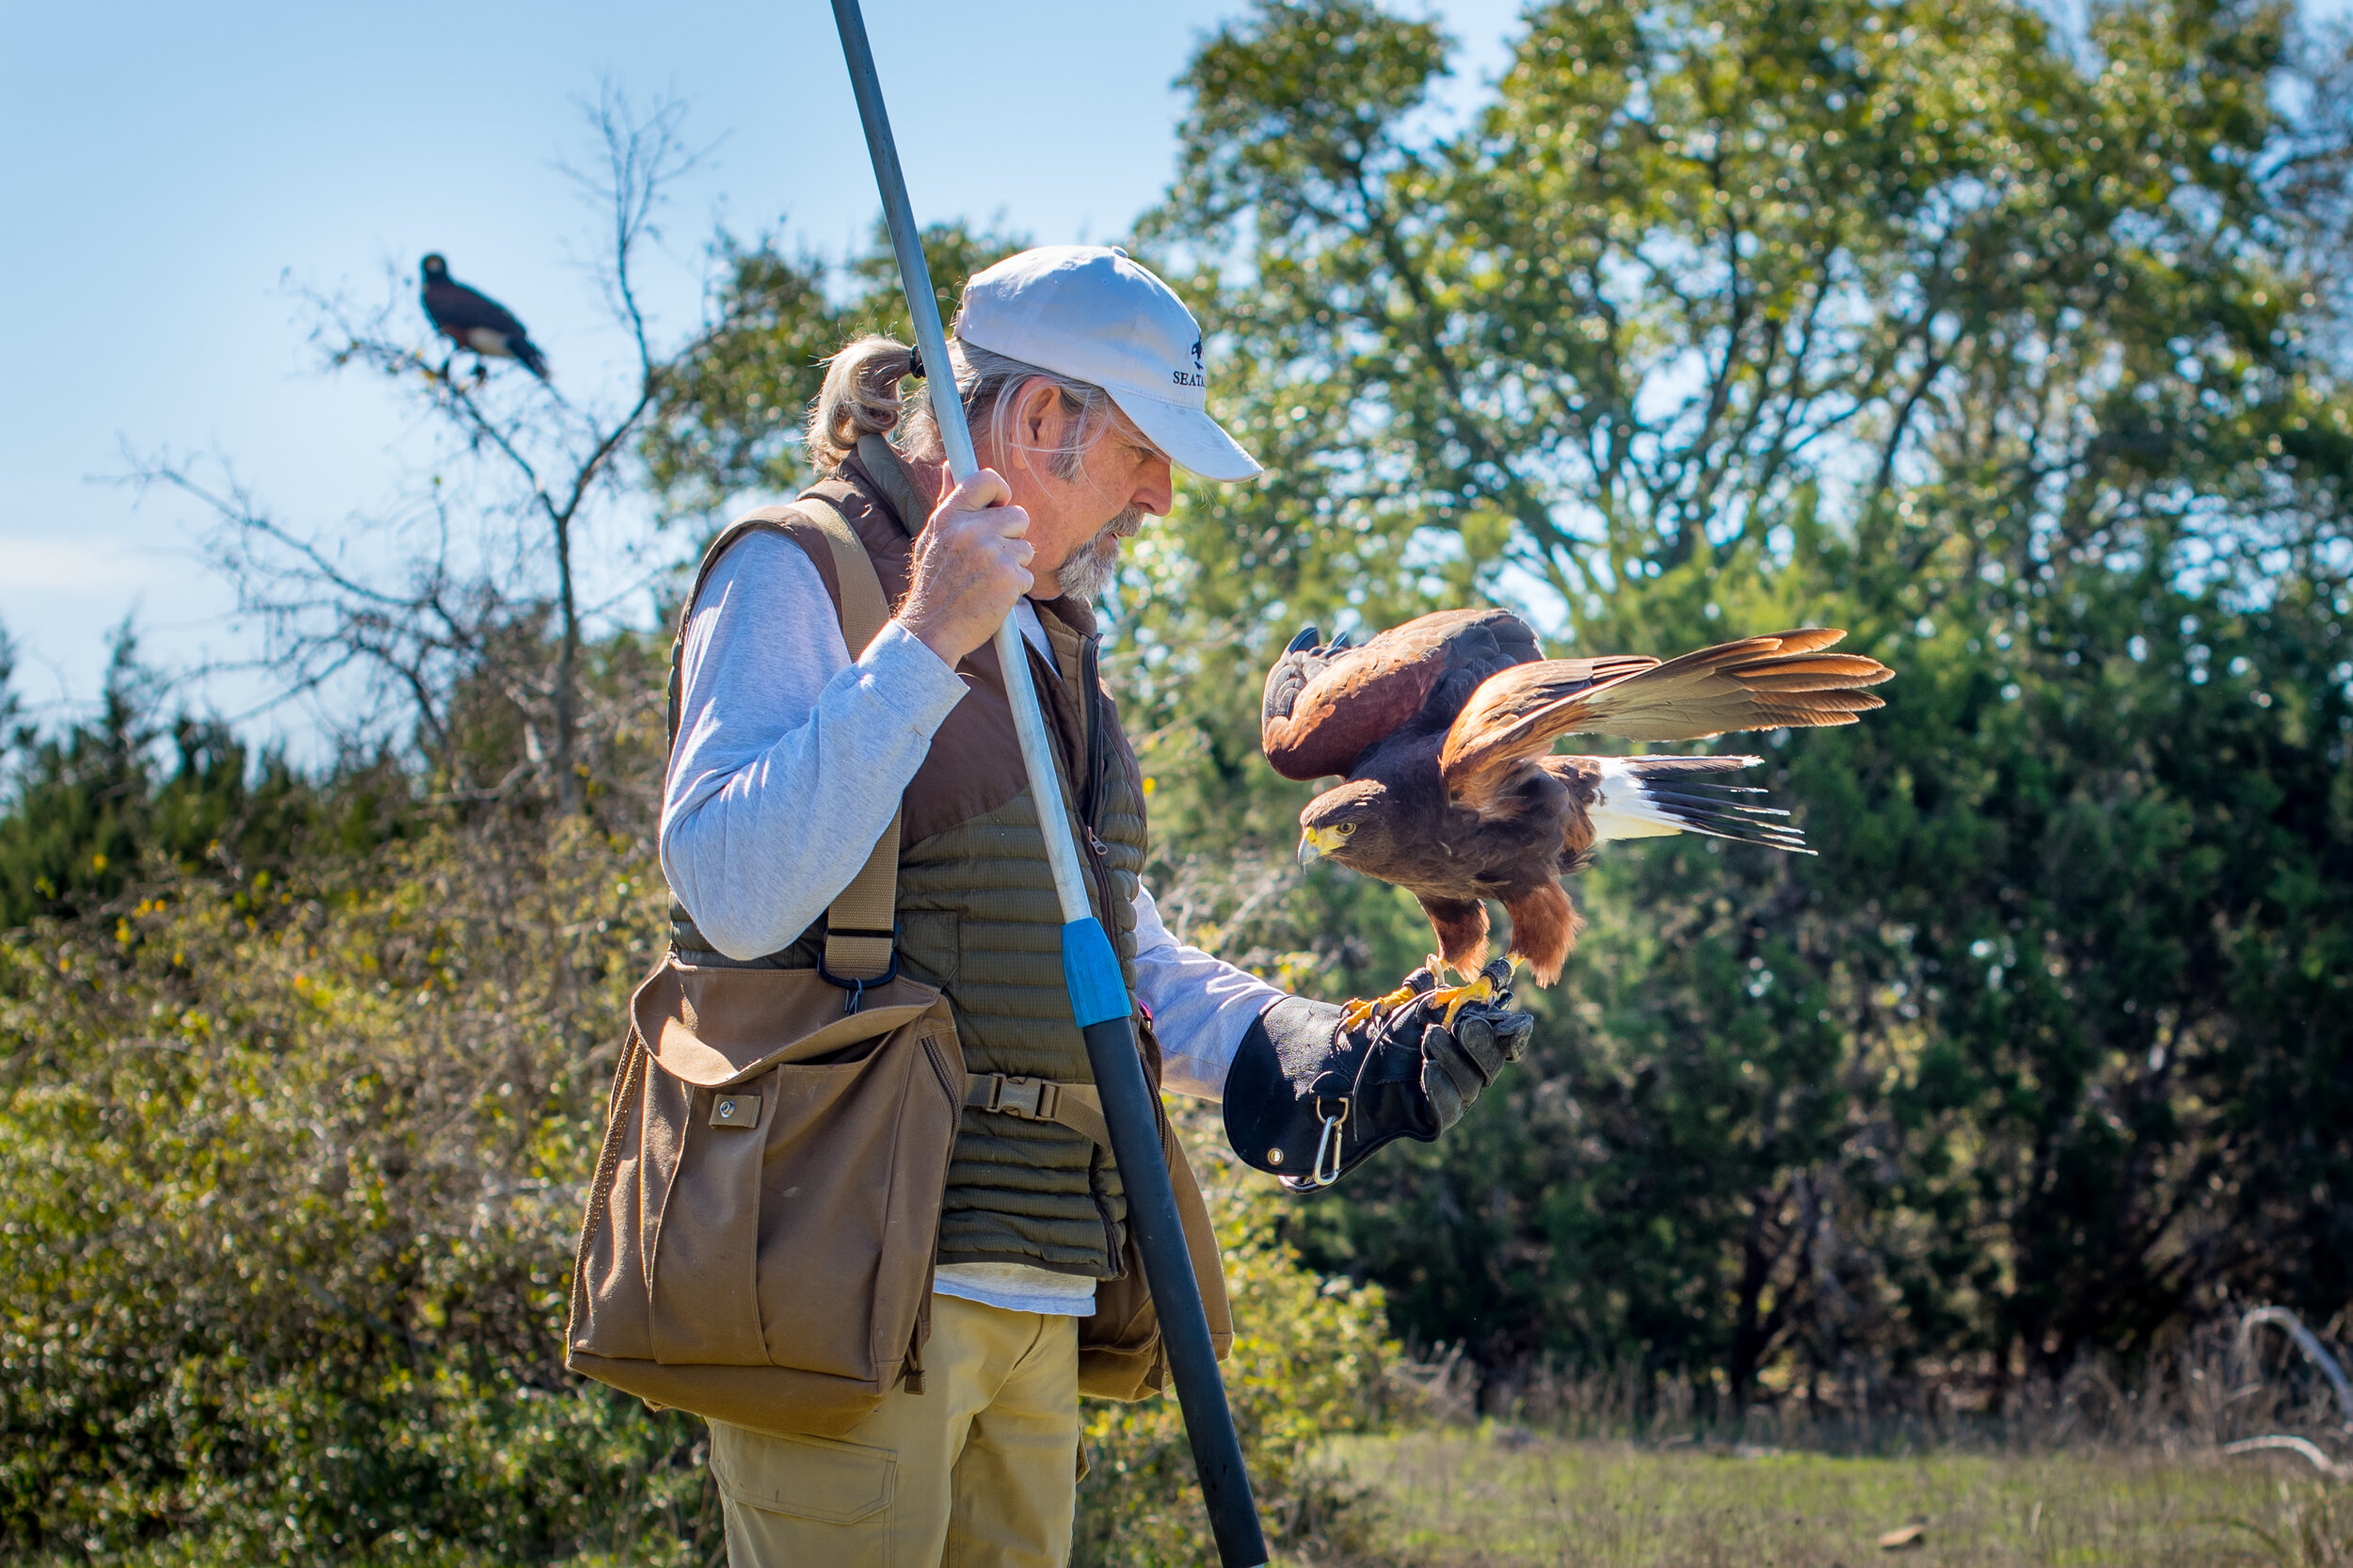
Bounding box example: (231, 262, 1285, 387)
(0, 0, 1524, 737)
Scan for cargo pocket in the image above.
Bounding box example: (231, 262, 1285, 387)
(711, 1420, 897, 1567)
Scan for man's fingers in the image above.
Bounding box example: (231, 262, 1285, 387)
(1452, 1014, 1508, 1082)
(1420, 1026, 1470, 1132)
(937, 466, 1012, 516)
(1414, 1001, 1532, 1132)
(900, 467, 1044, 663)
(1426, 1022, 1485, 1096)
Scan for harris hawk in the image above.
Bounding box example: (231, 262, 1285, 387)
(1263, 608, 1893, 1024)
(419, 253, 550, 380)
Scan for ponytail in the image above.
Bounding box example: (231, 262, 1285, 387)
(806, 334, 918, 472)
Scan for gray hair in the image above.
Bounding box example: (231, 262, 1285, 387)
(806, 333, 1125, 480)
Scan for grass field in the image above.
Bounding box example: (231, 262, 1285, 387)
(1326, 1429, 2350, 1567)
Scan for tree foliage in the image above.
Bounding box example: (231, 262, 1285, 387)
(0, 632, 335, 933)
(641, 219, 1031, 521)
(1124, 0, 2353, 1398)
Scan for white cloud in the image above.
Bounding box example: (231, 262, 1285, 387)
(1, 536, 177, 595)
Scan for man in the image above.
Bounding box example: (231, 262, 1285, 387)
(658, 245, 1530, 1567)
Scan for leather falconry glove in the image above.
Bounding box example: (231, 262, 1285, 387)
(1223, 960, 1534, 1192)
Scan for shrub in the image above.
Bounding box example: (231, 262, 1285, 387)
(2, 828, 1389, 1564)
(0, 824, 712, 1564)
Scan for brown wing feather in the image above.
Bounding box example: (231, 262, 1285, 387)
(1262, 607, 1541, 781)
(1440, 630, 1893, 808)
(1433, 654, 1671, 809)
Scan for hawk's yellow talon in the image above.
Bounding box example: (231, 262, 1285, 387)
(1430, 957, 1517, 1029)
(1338, 957, 1511, 1036)
(1433, 977, 1493, 1030)
(1337, 981, 1420, 1036)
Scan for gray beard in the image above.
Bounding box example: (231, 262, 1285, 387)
(1054, 506, 1144, 600)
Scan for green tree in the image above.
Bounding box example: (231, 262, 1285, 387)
(0, 629, 320, 930)
(1128, 0, 2353, 1399)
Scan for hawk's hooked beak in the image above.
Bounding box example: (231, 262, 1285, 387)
(1298, 825, 1342, 866)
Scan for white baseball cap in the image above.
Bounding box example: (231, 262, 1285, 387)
(953, 245, 1263, 482)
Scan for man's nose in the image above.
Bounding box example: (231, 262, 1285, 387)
(1134, 454, 1175, 517)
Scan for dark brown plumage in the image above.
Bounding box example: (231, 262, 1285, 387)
(420, 253, 550, 380)
(1269, 612, 1893, 992)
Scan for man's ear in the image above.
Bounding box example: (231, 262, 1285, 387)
(1011, 376, 1064, 472)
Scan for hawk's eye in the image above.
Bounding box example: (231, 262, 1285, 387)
(1338, 823, 1356, 836)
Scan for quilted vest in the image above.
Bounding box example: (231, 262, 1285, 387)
(667, 437, 1152, 1279)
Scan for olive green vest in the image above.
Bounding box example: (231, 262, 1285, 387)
(668, 440, 1152, 1278)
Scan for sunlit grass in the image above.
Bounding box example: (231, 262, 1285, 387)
(1327, 1428, 2347, 1567)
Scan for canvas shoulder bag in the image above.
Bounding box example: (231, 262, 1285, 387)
(565, 498, 968, 1438)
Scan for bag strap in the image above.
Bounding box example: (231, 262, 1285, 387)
(795, 494, 902, 984)
(966, 1074, 1112, 1153)
(663, 495, 902, 984)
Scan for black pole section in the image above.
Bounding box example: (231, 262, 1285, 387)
(826, 4, 1269, 1564)
(1080, 1016, 1269, 1566)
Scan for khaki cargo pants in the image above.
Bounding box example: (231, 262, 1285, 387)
(710, 1294, 1081, 1567)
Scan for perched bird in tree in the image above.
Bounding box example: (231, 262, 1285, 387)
(419, 253, 549, 380)
(1265, 609, 1893, 1023)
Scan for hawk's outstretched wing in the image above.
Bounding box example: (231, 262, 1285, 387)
(1261, 608, 1548, 781)
(1440, 630, 1892, 812)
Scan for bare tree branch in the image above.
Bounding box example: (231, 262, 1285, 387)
(133, 90, 712, 820)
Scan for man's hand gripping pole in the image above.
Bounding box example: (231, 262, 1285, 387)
(825, 6, 1270, 1563)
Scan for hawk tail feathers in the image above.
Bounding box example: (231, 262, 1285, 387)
(511, 336, 551, 381)
(1585, 756, 1815, 855)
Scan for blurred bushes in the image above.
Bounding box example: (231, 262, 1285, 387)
(0, 775, 1394, 1562)
(0, 822, 715, 1563)
(1115, 0, 2353, 1397)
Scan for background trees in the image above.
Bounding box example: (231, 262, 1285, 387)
(1120, 0, 2353, 1399)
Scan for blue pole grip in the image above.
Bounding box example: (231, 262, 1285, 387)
(1061, 918, 1129, 1028)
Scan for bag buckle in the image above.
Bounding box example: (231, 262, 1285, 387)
(817, 924, 900, 1014)
(709, 1092, 762, 1129)
(986, 1075, 1060, 1123)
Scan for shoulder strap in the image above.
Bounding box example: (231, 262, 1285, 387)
(663, 496, 902, 983)
(794, 494, 901, 984)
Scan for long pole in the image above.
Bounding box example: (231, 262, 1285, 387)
(826, 6, 1269, 1564)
